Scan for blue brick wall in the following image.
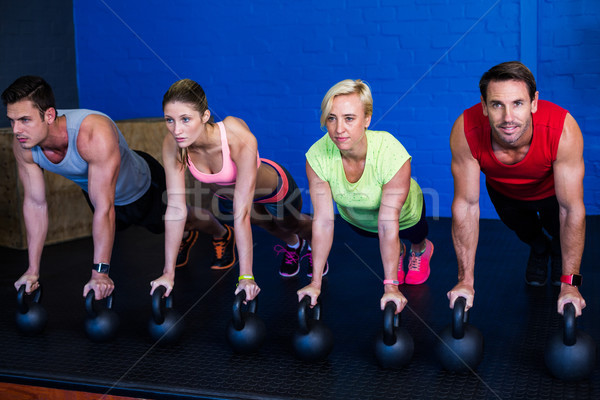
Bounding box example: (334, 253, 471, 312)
(72, 0, 600, 218)
(0, 0, 79, 128)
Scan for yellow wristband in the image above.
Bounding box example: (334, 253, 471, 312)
(238, 275, 254, 281)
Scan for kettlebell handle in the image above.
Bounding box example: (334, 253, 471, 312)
(152, 286, 173, 325)
(85, 289, 114, 318)
(17, 284, 42, 314)
(298, 296, 322, 334)
(563, 302, 576, 346)
(452, 297, 468, 339)
(232, 290, 258, 330)
(383, 301, 400, 346)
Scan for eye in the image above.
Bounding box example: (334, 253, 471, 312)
(345, 117, 354, 122)
(327, 116, 336, 122)
(165, 118, 173, 124)
(182, 117, 190, 123)
(514, 101, 523, 107)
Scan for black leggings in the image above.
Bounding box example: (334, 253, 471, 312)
(347, 195, 429, 244)
(486, 181, 560, 254)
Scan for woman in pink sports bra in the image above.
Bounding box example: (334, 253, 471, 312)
(150, 79, 316, 301)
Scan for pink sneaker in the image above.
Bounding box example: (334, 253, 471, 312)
(397, 241, 406, 284)
(405, 239, 433, 285)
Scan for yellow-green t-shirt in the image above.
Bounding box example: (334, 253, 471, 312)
(306, 130, 423, 233)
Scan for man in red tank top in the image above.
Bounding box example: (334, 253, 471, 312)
(447, 61, 586, 318)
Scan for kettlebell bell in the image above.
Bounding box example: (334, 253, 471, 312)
(544, 302, 597, 381)
(374, 301, 414, 369)
(226, 290, 266, 354)
(15, 284, 48, 335)
(84, 290, 119, 342)
(293, 296, 334, 362)
(437, 296, 484, 372)
(148, 285, 184, 345)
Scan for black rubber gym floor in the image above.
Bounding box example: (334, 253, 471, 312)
(0, 216, 598, 399)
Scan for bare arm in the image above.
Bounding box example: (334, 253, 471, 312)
(13, 140, 48, 293)
(297, 161, 335, 306)
(553, 113, 586, 316)
(77, 115, 120, 300)
(378, 161, 411, 314)
(448, 114, 481, 310)
(150, 133, 188, 297)
(226, 117, 261, 300)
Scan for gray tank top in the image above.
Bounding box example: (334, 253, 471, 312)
(31, 109, 150, 206)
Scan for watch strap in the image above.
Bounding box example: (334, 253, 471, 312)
(560, 274, 582, 286)
(94, 263, 110, 274)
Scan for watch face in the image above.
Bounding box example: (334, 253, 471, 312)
(96, 263, 110, 274)
(572, 274, 582, 286)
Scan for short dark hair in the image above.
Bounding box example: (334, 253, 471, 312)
(479, 61, 537, 103)
(1, 75, 56, 119)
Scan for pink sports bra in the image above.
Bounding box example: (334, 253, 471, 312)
(187, 121, 261, 185)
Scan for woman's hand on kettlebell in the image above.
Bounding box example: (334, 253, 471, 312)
(381, 286, 407, 314)
(557, 285, 586, 317)
(84, 271, 114, 300)
(297, 282, 321, 307)
(14, 272, 40, 294)
(236, 279, 260, 302)
(447, 282, 474, 311)
(150, 273, 174, 297)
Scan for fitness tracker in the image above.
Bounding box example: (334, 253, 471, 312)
(93, 263, 110, 274)
(560, 274, 582, 287)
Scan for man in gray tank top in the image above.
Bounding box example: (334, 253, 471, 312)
(2, 76, 203, 301)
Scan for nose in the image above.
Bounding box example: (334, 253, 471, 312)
(11, 120, 22, 134)
(503, 106, 514, 122)
(335, 120, 345, 134)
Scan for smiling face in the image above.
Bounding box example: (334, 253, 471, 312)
(325, 93, 372, 153)
(163, 101, 210, 148)
(481, 79, 538, 148)
(6, 100, 51, 149)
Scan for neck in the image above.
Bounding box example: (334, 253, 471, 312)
(40, 115, 67, 151)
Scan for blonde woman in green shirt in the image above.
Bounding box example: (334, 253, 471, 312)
(297, 79, 434, 314)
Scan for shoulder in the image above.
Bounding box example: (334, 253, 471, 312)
(78, 112, 119, 144)
(221, 116, 256, 146)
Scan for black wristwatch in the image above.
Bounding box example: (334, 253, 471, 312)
(93, 263, 110, 274)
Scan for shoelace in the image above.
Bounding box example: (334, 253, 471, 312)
(213, 238, 227, 259)
(408, 251, 421, 271)
(274, 245, 299, 265)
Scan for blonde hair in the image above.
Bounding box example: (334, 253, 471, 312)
(320, 79, 373, 127)
(162, 79, 209, 168)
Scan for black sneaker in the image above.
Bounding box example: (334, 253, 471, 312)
(550, 251, 562, 287)
(211, 225, 236, 270)
(276, 239, 305, 277)
(525, 246, 550, 286)
(304, 250, 329, 278)
(176, 230, 199, 268)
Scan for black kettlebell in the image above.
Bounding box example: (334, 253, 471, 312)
(293, 296, 334, 362)
(15, 284, 48, 335)
(374, 301, 414, 369)
(84, 290, 119, 342)
(226, 290, 266, 354)
(148, 286, 184, 345)
(544, 303, 597, 381)
(437, 297, 484, 372)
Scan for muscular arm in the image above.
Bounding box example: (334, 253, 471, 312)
(297, 161, 335, 306)
(553, 113, 586, 316)
(226, 117, 261, 299)
(77, 115, 120, 299)
(13, 140, 48, 293)
(448, 114, 481, 310)
(378, 161, 411, 313)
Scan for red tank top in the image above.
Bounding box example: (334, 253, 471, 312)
(463, 100, 568, 201)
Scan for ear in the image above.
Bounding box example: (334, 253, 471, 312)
(44, 107, 57, 124)
(364, 113, 372, 129)
(530, 91, 539, 114)
(201, 109, 211, 123)
(480, 95, 489, 117)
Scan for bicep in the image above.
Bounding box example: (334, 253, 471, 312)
(306, 161, 334, 221)
(379, 160, 411, 221)
(13, 143, 46, 204)
(450, 115, 480, 206)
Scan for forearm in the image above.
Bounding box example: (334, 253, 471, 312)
(309, 219, 334, 287)
(163, 204, 187, 275)
(559, 204, 586, 275)
(234, 212, 254, 276)
(91, 205, 115, 265)
(378, 220, 400, 281)
(23, 200, 48, 274)
(451, 201, 479, 285)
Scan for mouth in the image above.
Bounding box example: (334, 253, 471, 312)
(174, 137, 186, 143)
(16, 136, 27, 143)
(498, 124, 520, 134)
